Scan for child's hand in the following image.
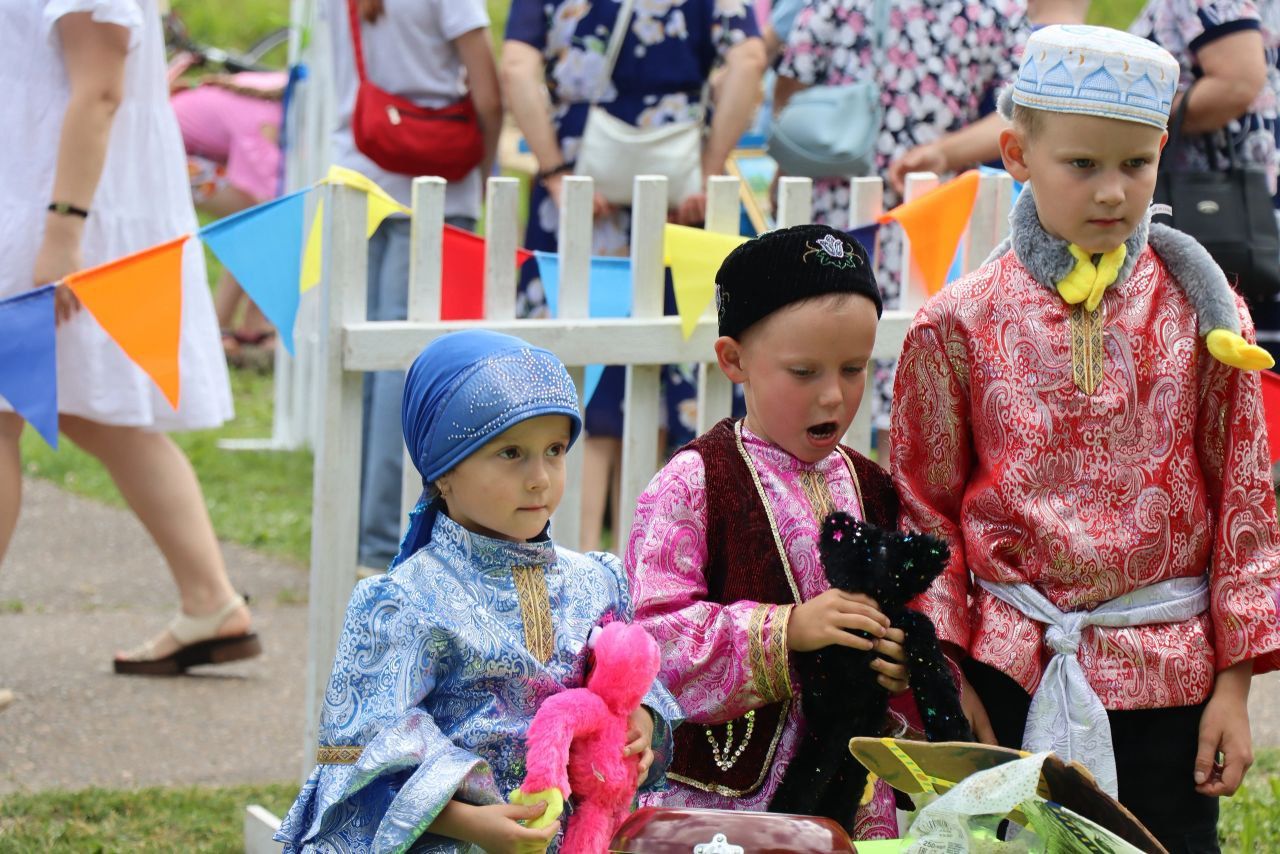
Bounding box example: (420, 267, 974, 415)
(447, 801, 561, 854)
(871, 626, 909, 694)
(787, 589, 889, 653)
(623, 706, 656, 781)
(1195, 661, 1254, 797)
(955, 666, 997, 745)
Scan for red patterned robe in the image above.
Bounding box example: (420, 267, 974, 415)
(891, 244, 1280, 710)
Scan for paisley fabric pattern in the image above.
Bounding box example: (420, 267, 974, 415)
(892, 246, 1280, 711)
(626, 426, 899, 839)
(777, 0, 1029, 429)
(276, 513, 682, 853)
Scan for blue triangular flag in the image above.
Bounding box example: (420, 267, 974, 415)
(0, 286, 58, 447)
(847, 223, 881, 264)
(198, 188, 310, 354)
(535, 252, 634, 406)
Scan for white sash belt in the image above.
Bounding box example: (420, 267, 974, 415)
(976, 575, 1209, 796)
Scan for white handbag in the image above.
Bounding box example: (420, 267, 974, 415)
(573, 0, 704, 207)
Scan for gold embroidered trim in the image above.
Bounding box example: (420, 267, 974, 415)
(1070, 304, 1105, 394)
(832, 446, 865, 518)
(747, 604, 773, 701)
(316, 745, 363, 765)
(768, 603, 794, 701)
(512, 564, 555, 663)
(798, 469, 835, 521)
(667, 700, 791, 798)
(735, 420, 802, 605)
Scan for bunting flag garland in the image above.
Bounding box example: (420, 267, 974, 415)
(442, 226, 534, 320)
(199, 188, 309, 354)
(300, 165, 412, 293)
(64, 236, 188, 409)
(0, 286, 59, 447)
(534, 252, 633, 320)
(847, 223, 880, 262)
(879, 169, 980, 296)
(1260, 370, 1280, 464)
(534, 252, 633, 405)
(664, 224, 747, 339)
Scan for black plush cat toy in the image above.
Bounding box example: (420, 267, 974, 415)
(769, 512, 972, 831)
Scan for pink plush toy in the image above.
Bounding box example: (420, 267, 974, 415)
(513, 621, 662, 853)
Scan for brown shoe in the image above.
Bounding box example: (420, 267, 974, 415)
(113, 594, 262, 676)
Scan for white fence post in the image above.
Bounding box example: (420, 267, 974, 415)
(554, 176, 595, 552)
(967, 170, 1013, 267)
(301, 182, 368, 782)
(399, 177, 448, 534)
(844, 177, 886, 455)
(485, 177, 521, 321)
(695, 175, 741, 436)
(618, 176, 668, 553)
(775, 177, 812, 229)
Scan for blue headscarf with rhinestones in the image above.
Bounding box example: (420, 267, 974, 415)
(390, 330, 583, 568)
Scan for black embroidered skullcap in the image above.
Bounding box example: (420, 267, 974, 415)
(715, 224, 882, 339)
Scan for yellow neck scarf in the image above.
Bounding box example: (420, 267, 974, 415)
(1056, 244, 1127, 312)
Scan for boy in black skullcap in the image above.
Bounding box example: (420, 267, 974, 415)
(624, 224, 909, 839)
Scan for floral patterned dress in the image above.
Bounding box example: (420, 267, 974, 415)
(1131, 0, 1279, 194)
(505, 0, 759, 445)
(777, 0, 1029, 428)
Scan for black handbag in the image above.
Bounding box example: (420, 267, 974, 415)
(1152, 80, 1280, 302)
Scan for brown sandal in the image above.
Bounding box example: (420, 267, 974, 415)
(113, 594, 262, 676)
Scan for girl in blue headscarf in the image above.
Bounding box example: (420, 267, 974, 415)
(277, 330, 681, 854)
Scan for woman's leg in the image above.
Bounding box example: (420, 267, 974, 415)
(0, 413, 24, 566)
(58, 415, 250, 660)
(212, 269, 245, 332)
(579, 436, 621, 552)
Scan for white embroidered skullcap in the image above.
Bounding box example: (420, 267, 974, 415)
(1001, 25, 1179, 129)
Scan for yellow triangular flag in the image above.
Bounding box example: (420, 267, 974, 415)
(300, 166, 412, 293)
(665, 224, 746, 339)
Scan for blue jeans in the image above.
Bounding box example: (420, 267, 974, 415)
(358, 215, 477, 567)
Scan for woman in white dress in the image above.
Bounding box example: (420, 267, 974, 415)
(0, 0, 259, 679)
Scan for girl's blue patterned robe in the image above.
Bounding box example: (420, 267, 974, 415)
(276, 513, 682, 853)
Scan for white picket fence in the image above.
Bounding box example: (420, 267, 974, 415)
(243, 168, 1013, 849)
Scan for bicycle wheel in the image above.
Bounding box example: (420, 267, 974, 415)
(243, 27, 290, 70)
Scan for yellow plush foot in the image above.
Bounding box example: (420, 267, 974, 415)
(509, 786, 565, 830)
(509, 787, 565, 854)
(1207, 328, 1275, 371)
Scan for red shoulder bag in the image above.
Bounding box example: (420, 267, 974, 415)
(346, 0, 485, 181)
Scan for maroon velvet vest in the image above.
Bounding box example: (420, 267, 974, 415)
(666, 419, 898, 796)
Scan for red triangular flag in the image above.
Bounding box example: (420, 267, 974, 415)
(440, 226, 535, 320)
(64, 236, 187, 408)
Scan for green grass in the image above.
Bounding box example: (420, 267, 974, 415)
(1219, 749, 1280, 850)
(19, 368, 313, 565)
(0, 782, 298, 852)
(0, 754, 1276, 850)
(1087, 1, 1147, 29)
(169, 0, 290, 55)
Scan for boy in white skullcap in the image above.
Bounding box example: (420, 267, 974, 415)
(893, 24, 1280, 851)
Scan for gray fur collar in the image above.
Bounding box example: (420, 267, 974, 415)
(986, 187, 1240, 335)
(993, 187, 1146, 291)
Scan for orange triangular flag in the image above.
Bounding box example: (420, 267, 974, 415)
(880, 170, 980, 296)
(64, 236, 188, 409)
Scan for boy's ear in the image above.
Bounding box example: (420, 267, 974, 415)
(714, 335, 747, 384)
(998, 127, 1031, 183)
(1159, 129, 1169, 152)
